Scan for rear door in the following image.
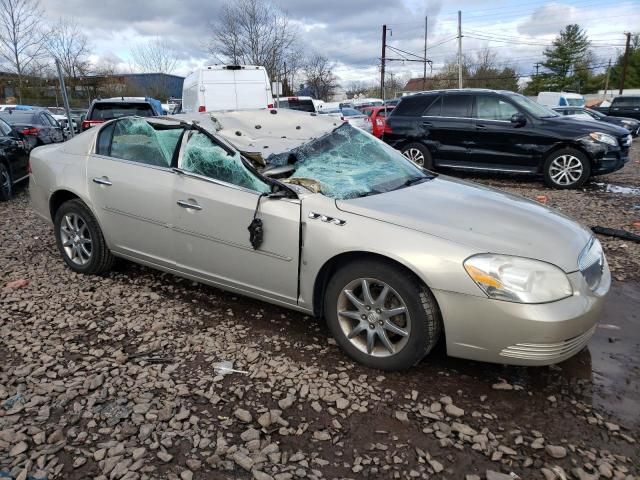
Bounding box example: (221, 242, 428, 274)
(0, 119, 29, 180)
(204, 69, 237, 111)
(86, 119, 182, 267)
(610, 97, 640, 120)
(425, 94, 474, 165)
(234, 68, 272, 109)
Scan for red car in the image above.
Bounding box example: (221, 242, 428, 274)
(362, 106, 394, 138)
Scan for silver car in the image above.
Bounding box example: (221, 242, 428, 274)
(29, 110, 610, 371)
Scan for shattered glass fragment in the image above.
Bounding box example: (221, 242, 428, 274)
(110, 117, 182, 167)
(181, 132, 270, 193)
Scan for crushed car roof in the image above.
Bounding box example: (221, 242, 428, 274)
(171, 109, 343, 161)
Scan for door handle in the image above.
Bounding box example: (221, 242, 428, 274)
(475, 124, 488, 131)
(177, 200, 202, 210)
(421, 121, 433, 127)
(92, 176, 112, 186)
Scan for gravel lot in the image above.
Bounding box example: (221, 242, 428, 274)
(1, 145, 639, 480)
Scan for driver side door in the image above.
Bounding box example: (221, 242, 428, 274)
(172, 131, 301, 306)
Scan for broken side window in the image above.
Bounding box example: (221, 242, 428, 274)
(180, 131, 270, 193)
(110, 117, 182, 167)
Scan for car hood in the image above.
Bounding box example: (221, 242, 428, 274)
(336, 176, 592, 272)
(544, 115, 630, 136)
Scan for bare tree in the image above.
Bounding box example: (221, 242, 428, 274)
(303, 53, 338, 101)
(345, 80, 370, 99)
(0, 0, 45, 102)
(130, 39, 178, 74)
(210, 0, 297, 82)
(45, 18, 91, 79)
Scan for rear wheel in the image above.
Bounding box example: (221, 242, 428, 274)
(54, 199, 114, 274)
(324, 259, 442, 371)
(543, 148, 590, 189)
(401, 142, 433, 169)
(0, 162, 11, 201)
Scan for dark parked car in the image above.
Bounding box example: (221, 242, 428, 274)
(82, 97, 162, 131)
(554, 106, 640, 137)
(593, 96, 640, 121)
(0, 109, 65, 150)
(0, 117, 30, 201)
(384, 89, 632, 189)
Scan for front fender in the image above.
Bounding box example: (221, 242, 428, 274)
(297, 194, 482, 312)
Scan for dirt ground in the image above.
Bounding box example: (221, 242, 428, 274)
(1, 145, 639, 480)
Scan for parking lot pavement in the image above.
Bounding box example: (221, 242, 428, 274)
(1, 147, 639, 480)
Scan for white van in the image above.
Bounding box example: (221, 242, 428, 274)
(537, 91, 585, 108)
(182, 65, 274, 113)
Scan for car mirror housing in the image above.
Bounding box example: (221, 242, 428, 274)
(511, 113, 526, 127)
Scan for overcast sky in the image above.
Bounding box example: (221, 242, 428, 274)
(40, 0, 640, 86)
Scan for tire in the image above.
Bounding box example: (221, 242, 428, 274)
(54, 199, 114, 274)
(324, 259, 442, 371)
(0, 162, 11, 201)
(401, 142, 434, 169)
(543, 148, 591, 189)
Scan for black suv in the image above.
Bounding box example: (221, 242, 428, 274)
(82, 97, 162, 131)
(384, 89, 632, 189)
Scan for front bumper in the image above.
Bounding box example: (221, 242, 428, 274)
(432, 264, 611, 366)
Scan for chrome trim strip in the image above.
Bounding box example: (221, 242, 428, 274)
(103, 206, 166, 227)
(437, 163, 535, 173)
(12, 174, 29, 183)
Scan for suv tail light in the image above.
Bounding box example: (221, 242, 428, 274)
(267, 103, 274, 108)
(21, 127, 38, 136)
(81, 120, 104, 131)
(382, 122, 393, 135)
(198, 105, 206, 112)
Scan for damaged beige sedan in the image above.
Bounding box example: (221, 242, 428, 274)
(29, 109, 610, 370)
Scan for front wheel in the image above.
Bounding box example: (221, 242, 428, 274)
(543, 148, 591, 189)
(0, 162, 12, 201)
(401, 143, 433, 169)
(324, 259, 442, 371)
(54, 199, 114, 274)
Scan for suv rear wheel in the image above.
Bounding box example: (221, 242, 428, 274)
(543, 148, 590, 189)
(401, 143, 433, 169)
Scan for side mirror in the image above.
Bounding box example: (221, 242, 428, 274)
(511, 113, 526, 127)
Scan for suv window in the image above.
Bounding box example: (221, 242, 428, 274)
(179, 131, 270, 192)
(109, 118, 182, 167)
(476, 96, 519, 121)
(612, 96, 640, 107)
(89, 102, 155, 121)
(423, 96, 442, 116)
(281, 98, 315, 112)
(393, 95, 435, 117)
(440, 95, 472, 118)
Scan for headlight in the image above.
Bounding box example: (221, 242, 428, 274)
(589, 132, 617, 146)
(620, 120, 633, 126)
(464, 254, 573, 304)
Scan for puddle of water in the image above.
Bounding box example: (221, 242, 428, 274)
(593, 182, 640, 195)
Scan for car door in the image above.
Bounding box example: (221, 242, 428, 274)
(86, 118, 182, 267)
(469, 94, 539, 171)
(172, 130, 301, 305)
(423, 94, 474, 166)
(43, 112, 65, 142)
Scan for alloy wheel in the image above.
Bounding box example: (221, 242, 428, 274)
(403, 148, 425, 167)
(59, 213, 93, 266)
(549, 154, 583, 186)
(337, 278, 411, 357)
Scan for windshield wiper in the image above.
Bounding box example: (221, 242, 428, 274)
(403, 176, 429, 187)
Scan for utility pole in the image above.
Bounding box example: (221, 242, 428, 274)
(55, 58, 74, 138)
(534, 63, 541, 76)
(457, 11, 462, 89)
(619, 32, 631, 95)
(380, 25, 387, 99)
(603, 58, 611, 100)
(423, 16, 428, 90)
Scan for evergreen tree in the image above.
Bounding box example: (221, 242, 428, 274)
(541, 24, 591, 91)
(610, 33, 640, 89)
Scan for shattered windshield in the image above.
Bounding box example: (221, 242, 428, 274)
(269, 124, 430, 199)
